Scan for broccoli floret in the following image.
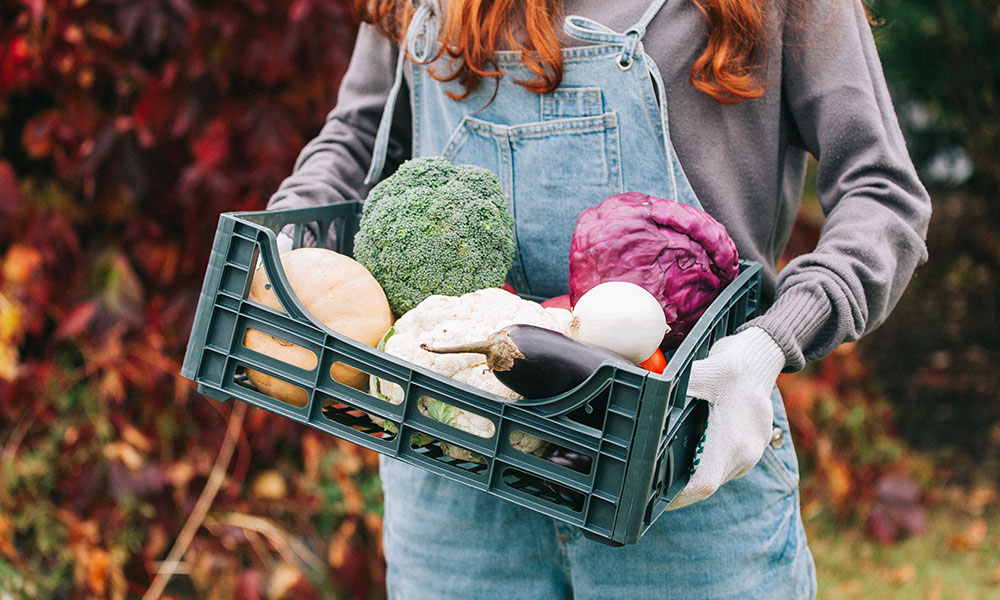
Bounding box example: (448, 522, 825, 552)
(353, 157, 516, 315)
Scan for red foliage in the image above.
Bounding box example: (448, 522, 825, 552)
(0, 1, 385, 597)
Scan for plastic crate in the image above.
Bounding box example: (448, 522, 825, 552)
(181, 201, 762, 546)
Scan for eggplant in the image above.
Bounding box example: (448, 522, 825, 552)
(541, 444, 593, 507)
(542, 443, 594, 474)
(420, 324, 634, 399)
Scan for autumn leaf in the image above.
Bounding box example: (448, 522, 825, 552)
(2, 244, 43, 285)
(889, 562, 917, 586)
(0, 515, 18, 562)
(0, 161, 19, 229)
(85, 548, 110, 595)
(867, 474, 927, 543)
(826, 460, 853, 506)
(235, 569, 265, 600)
(267, 563, 305, 600)
(988, 563, 1000, 585)
(327, 518, 358, 569)
(192, 120, 230, 170)
(54, 301, 98, 339)
(949, 519, 988, 551)
(251, 470, 288, 501)
(21, 110, 62, 159)
(112, 0, 193, 55)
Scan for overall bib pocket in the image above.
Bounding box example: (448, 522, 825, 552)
(441, 112, 624, 297)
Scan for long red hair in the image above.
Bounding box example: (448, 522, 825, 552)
(356, 0, 770, 104)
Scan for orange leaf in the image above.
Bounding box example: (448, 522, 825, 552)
(334, 469, 365, 515)
(2, 244, 43, 285)
(0, 343, 18, 382)
(0, 515, 18, 561)
(120, 422, 153, 452)
(967, 487, 998, 512)
(267, 563, 303, 600)
(949, 519, 988, 550)
(250, 470, 287, 501)
(827, 460, 853, 505)
(103, 441, 145, 470)
(988, 563, 1000, 584)
(100, 369, 126, 403)
(889, 562, 916, 585)
(327, 519, 358, 569)
(85, 548, 110, 595)
(301, 432, 323, 485)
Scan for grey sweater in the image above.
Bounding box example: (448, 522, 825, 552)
(268, 0, 931, 372)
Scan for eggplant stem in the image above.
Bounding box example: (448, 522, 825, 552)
(420, 340, 493, 356)
(420, 330, 523, 372)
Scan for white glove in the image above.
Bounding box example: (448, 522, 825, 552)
(667, 326, 785, 510)
(256, 231, 295, 269)
(275, 230, 295, 253)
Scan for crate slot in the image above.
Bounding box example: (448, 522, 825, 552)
(501, 467, 585, 513)
(327, 360, 379, 392)
(416, 395, 497, 439)
(321, 398, 397, 441)
(409, 433, 489, 475)
(508, 432, 594, 476)
(243, 327, 318, 367)
(241, 328, 318, 408)
(233, 362, 311, 409)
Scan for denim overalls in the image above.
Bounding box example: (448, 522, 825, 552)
(371, 1, 817, 597)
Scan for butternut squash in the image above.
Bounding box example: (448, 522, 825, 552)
(244, 247, 394, 406)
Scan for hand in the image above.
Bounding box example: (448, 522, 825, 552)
(276, 229, 295, 253)
(256, 231, 295, 270)
(667, 326, 785, 510)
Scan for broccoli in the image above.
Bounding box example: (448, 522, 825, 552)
(353, 157, 516, 315)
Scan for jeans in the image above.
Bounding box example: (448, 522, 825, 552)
(379, 387, 817, 599)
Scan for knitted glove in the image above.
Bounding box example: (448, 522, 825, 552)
(667, 326, 785, 510)
(256, 231, 295, 270)
(276, 230, 295, 253)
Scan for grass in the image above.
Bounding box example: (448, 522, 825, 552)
(807, 488, 1000, 600)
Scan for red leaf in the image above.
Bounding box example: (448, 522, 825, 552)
(866, 473, 927, 543)
(191, 120, 230, 169)
(235, 569, 265, 600)
(289, 0, 312, 23)
(21, 110, 61, 159)
(55, 301, 99, 339)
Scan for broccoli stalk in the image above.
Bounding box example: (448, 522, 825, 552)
(353, 157, 516, 316)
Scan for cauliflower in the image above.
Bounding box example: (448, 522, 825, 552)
(370, 288, 573, 462)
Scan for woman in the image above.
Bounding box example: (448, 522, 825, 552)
(269, 0, 931, 597)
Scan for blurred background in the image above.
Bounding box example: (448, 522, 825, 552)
(0, 1, 997, 598)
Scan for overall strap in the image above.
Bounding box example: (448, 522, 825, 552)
(564, 0, 696, 209)
(564, 0, 670, 69)
(365, 0, 440, 184)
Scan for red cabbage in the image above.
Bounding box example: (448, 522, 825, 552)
(568, 192, 740, 349)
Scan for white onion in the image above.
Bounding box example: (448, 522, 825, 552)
(568, 281, 668, 363)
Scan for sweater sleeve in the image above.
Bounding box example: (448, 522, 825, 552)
(741, 0, 932, 371)
(267, 23, 411, 212)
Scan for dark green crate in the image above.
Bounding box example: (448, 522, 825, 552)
(181, 201, 762, 545)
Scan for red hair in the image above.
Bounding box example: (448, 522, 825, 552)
(357, 0, 770, 103)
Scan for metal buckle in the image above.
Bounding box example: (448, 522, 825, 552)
(617, 29, 641, 71)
